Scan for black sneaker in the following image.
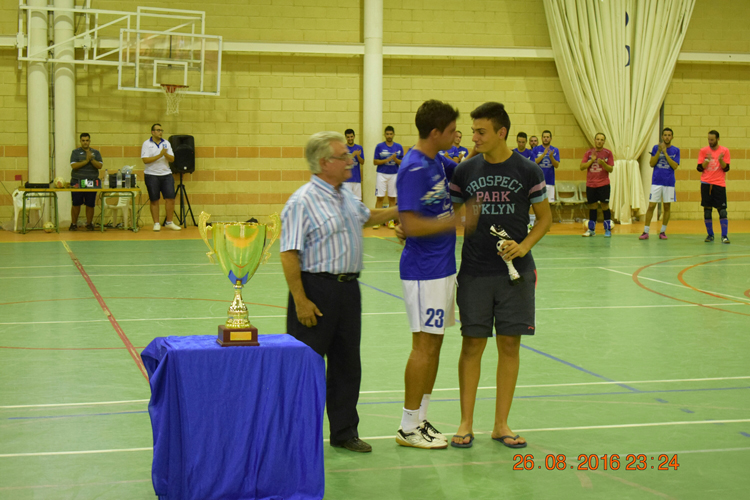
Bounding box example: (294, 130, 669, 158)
(704, 235, 714, 242)
(69, 223, 77, 231)
(86, 223, 95, 231)
(722, 236, 730, 244)
(330, 437, 372, 453)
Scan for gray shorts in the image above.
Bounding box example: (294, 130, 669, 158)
(456, 270, 536, 338)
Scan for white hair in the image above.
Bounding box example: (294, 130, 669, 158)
(305, 131, 345, 174)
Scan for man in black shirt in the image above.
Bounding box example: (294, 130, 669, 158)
(69, 133, 103, 230)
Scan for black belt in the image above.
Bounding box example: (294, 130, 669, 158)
(304, 272, 360, 282)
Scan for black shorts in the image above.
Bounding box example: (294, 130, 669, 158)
(144, 174, 175, 202)
(71, 191, 97, 207)
(586, 185, 610, 205)
(700, 183, 727, 209)
(456, 270, 537, 337)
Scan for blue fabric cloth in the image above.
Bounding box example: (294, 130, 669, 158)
(142, 334, 326, 500)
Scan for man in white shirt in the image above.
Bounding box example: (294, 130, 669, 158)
(141, 124, 181, 231)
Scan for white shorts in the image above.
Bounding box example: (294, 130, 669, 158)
(376, 173, 397, 198)
(402, 274, 456, 335)
(342, 182, 362, 200)
(547, 185, 556, 203)
(649, 185, 676, 203)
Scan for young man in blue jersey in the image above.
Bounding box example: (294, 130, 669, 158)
(343, 129, 365, 201)
(373, 126, 404, 228)
(395, 100, 459, 449)
(446, 130, 469, 163)
(532, 130, 560, 204)
(640, 128, 680, 240)
(449, 102, 551, 449)
(513, 132, 535, 161)
(528, 135, 539, 149)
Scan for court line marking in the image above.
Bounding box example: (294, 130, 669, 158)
(61, 241, 148, 381)
(4, 429, 749, 459)
(2, 302, 747, 326)
(600, 267, 750, 303)
(0, 479, 151, 492)
(359, 376, 750, 394)
(5, 376, 748, 410)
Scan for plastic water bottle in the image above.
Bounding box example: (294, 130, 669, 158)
(116, 170, 122, 188)
(104, 169, 109, 187)
(125, 171, 131, 188)
(132, 173, 137, 187)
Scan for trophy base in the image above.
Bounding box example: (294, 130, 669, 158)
(217, 325, 260, 347)
(509, 276, 524, 286)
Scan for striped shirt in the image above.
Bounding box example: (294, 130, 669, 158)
(281, 175, 371, 273)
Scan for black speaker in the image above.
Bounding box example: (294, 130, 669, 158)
(169, 135, 195, 174)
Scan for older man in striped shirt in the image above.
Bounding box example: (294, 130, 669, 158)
(280, 131, 398, 453)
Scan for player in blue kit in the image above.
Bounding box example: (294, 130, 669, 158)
(640, 128, 680, 240)
(449, 102, 551, 449)
(395, 100, 460, 449)
(374, 126, 404, 228)
(513, 132, 535, 161)
(531, 130, 560, 203)
(343, 129, 364, 201)
(445, 131, 469, 163)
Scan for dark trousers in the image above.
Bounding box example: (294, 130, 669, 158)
(287, 273, 362, 444)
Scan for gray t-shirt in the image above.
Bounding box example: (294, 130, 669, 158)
(70, 148, 103, 180)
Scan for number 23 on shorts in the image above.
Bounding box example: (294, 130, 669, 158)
(425, 308, 444, 328)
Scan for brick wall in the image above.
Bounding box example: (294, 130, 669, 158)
(1, 0, 749, 223)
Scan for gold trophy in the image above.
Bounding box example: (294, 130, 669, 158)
(198, 212, 281, 346)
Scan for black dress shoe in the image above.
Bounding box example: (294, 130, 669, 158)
(330, 437, 372, 453)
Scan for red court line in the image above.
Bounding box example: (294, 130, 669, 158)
(61, 242, 149, 381)
(632, 254, 750, 318)
(676, 256, 750, 306)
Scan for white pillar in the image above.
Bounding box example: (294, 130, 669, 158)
(362, 0, 383, 208)
(54, 0, 76, 224)
(27, 0, 50, 185)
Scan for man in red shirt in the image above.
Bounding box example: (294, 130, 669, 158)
(697, 130, 731, 244)
(579, 133, 615, 237)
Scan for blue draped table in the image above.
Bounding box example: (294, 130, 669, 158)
(141, 334, 326, 500)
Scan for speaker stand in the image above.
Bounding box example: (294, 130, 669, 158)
(172, 173, 196, 227)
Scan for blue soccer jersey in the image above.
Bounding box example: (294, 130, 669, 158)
(650, 145, 679, 187)
(374, 142, 404, 175)
(531, 145, 560, 187)
(396, 149, 456, 281)
(446, 145, 469, 161)
(438, 154, 458, 183)
(345, 144, 364, 183)
(513, 148, 535, 162)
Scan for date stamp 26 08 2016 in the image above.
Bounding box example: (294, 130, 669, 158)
(513, 454, 679, 471)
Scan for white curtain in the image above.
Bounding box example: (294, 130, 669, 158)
(543, 0, 695, 223)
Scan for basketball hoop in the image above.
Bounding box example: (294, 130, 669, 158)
(161, 84, 188, 115)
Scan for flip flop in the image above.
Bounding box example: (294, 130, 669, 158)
(493, 434, 527, 449)
(450, 433, 474, 448)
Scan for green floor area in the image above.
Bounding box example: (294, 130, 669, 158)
(1, 234, 749, 499)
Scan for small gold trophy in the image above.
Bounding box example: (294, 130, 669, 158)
(198, 212, 281, 346)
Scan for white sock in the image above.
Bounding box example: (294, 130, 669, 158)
(400, 408, 420, 433)
(643, 226, 650, 234)
(418, 394, 431, 422)
(661, 225, 667, 233)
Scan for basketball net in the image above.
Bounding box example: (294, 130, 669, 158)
(161, 84, 188, 115)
